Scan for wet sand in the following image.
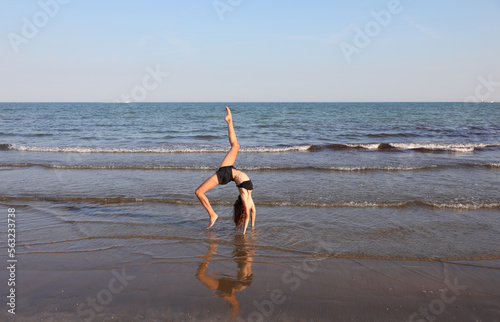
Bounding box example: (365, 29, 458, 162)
(1, 236, 499, 322)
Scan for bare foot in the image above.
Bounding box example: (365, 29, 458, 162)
(225, 106, 232, 124)
(207, 213, 218, 229)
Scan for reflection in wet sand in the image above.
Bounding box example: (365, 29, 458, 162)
(196, 232, 255, 317)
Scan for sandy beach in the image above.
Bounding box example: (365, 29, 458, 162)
(1, 201, 499, 321)
(2, 240, 499, 321)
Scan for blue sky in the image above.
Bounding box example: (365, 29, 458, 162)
(1, 0, 499, 102)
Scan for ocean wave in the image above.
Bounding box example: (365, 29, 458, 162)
(1, 144, 311, 154)
(3, 162, 500, 172)
(1, 133, 54, 137)
(308, 142, 500, 153)
(366, 132, 421, 138)
(44, 164, 214, 171)
(261, 201, 500, 209)
(245, 165, 442, 171)
(0, 143, 11, 150)
(2, 142, 500, 154)
(418, 201, 500, 210)
(0, 163, 34, 168)
(2, 196, 499, 210)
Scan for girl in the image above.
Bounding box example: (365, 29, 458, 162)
(195, 107, 256, 234)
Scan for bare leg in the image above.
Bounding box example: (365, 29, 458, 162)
(195, 107, 239, 229)
(195, 174, 219, 228)
(196, 239, 219, 289)
(220, 107, 240, 167)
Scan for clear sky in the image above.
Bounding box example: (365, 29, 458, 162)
(1, 0, 499, 102)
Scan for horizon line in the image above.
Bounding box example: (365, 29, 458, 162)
(1, 101, 495, 104)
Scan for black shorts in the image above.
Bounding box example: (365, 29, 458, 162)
(216, 166, 234, 185)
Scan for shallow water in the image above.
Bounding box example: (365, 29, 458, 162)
(1, 102, 500, 261)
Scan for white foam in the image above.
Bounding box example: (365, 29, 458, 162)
(8, 144, 312, 154)
(390, 142, 487, 153)
(260, 201, 409, 208)
(332, 165, 438, 171)
(45, 164, 214, 170)
(428, 202, 500, 210)
(10, 144, 226, 153)
(242, 145, 312, 153)
(346, 143, 380, 150)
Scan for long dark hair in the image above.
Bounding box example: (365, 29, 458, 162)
(233, 195, 246, 228)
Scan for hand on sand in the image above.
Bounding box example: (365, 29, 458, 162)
(225, 106, 232, 124)
(207, 213, 218, 229)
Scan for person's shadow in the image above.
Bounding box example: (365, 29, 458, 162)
(196, 232, 255, 317)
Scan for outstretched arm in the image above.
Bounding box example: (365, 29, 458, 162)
(250, 198, 256, 228)
(241, 192, 251, 234)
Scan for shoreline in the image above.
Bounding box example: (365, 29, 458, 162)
(1, 240, 499, 321)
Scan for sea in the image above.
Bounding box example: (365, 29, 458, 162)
(1, 102, 500, 261)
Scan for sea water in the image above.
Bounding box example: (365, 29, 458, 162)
(1, 102, 499, 260)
